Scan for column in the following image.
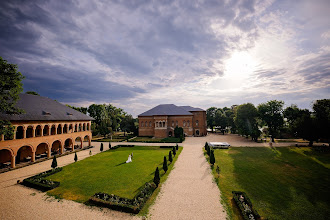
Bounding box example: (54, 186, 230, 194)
(14, 127, 17, 139)
(41, 125, 44, 137)
(48, 126, 51, 136)
(32, 127, 35, 137)
(55, 125, 57, 135)
(47, 147, 51, 158)
(1, 134, 4, 141)
(23, 127, 26, 139)
(61, 124, 64, 134)
(60, 145, 64, 154)
(11, 156, 16, 168)
(31, 151, 35, 162)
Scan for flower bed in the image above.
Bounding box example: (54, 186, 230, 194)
(22, 167, 62, 191)
(232, 191, 260, 220)
(89, 182, 157, 214)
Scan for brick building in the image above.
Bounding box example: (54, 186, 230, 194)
(138, 104, 207, 138)
(0, 94, 93, 168)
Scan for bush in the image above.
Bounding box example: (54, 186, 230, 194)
(207, 144, 211, 156)
(74, 152, 78, 162)
(163, 156, 168, 173)
(90, 182, 157, 214)
(22, 168, 62, 191)
(204, 142, 208, 150)
(176, 143, 178, 150)
(210, 150, 215, 166)
(232, 191, 260, 220)
(172, 146, 176, 157)
(109, 142, 111, 149)
(153, 167, 160, 187)
(169, 151, 173, 163)
(100, 143, 104, 152)
(51, 155, 57, 169)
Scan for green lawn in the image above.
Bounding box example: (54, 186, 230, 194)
(46, 146, 182, 204)
(210, 147, 330, 220)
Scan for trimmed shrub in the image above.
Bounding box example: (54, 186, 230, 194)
(232, 191, 260, 220)
(172, 146, 176, 157)
(163, 156, 168, 173)
(90, 182, 157, 214)
(204, 142, 208, 150)
(169, 151, 173, 163)
(51, 155, 57, 169)
(109, 142, 111, 149)
(74, 152, 78, 162)
(153, 167, 160, 187)
(176, 143, 178, 150)
(100, 143, 104, 152)
(210, 150, 215, 166)
(207, 144, 211, 156)
(22, 167, 62, 191)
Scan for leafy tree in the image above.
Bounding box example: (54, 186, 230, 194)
(284, 105, 310, 136)
(169, 151, 173, 163)
(206, 107, 217, 131)
(100, 143, 104, 152)
(172, 146, 176, 157)
(25, 91, 39, 96)
(293, 112, 318, 146)
(74, 152, 78, 162)
(235, 103, 260, 141)
(120, 114, 137, 136)
(66, 104, 87, 114)
(51, 155, 57, 169)
(313, 99, 330, 143)
(210, 150, 215, 166)
(215, 108, 228, 131)
(258, 100, 284, 142)
(0, 57, 24, 139)
(153, 167, 160, 187)
(174, 126, 184, 139)
(163, 156, 168, 173)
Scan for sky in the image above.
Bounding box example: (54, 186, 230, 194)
(1, 0, 329, 117)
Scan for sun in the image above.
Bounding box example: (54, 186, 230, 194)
(224, 51, 256, 79)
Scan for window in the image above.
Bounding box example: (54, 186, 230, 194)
(163, 121, 165, 127)
(183, 120, 186, 127)
(172, 121, 174, 127)
(141, 122, 144, 127)
(156, 122, 159, 127)
(176, 121, 178, 126)
(159, 121, 162, 127)
(149, 121, 152, 127)
(145, 121, 148, 127)
(187, 120, 190, 127)
(196, 120, 199, 126)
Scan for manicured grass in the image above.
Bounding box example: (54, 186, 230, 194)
(208, 147, 330, 220)
(129, 136, 181, 143)
(46, 146, 182, 204)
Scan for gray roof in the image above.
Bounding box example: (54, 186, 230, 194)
(179, 106, 205, 112)
(138, 104, 204, 117)
(0, 94, 93, 121)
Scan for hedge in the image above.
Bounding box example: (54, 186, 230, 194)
(232, 191, 260, 220)
(89, 182, 157, 214)
(22, 167, 62, 191)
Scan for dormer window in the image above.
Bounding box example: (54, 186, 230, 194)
(43, 111, 51, 115)
(67, 112, 73, 115)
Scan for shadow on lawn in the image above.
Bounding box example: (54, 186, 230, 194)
(115, 162, 127, 166)
(230, 147, 330, 219)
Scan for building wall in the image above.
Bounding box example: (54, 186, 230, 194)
(138, 112, 206, 138)
(0, 120, 92, 168)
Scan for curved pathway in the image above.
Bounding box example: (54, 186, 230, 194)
(149, 135, 227, 220)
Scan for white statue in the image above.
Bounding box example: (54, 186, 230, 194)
(126, 154, 132, 163)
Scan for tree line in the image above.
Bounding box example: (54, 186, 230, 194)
(207, 99, 330, 146)
(66, 104, 138, 137)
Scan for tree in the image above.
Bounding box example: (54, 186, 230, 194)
(215, 108, 228, 131)
(153, 167, 160, 187)
(210, 150, 215, 166)
(120, 114, 137, 136)
(293, 112, 318, 146)
(100, 143, 104, 152)
(258, 100, 284, 142)
(25, 91, 39, 96)
(74, 152, 78, 162)
(163, 156, 168, 173)
(51, 155, 57, 169)
(0, 57, 24, 139)
(109, 142, 111, 149)
(66, 104, 87, 114)
(169, 151, 173, 163)
(174, 126, 184, 140)
(235, 103, 260, 141)
(313, 99, 330, 143)
(172, 146, 176, 156)
(284, 105, 310, 136)
(206, 107, 217, 131)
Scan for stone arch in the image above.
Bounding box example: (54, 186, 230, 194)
(26, 125, 34, 138)
(64, 138, 73, 152)
(83, 135, 90, 147)
(16, 145, 33, 164)
(63, 124, 68, 134)
(35, 143, 49, 159)
(75, 136, 82, 149)
(43, 124, 50, 136)
(57, 124, 62, 134)
(169, 131, 173, 137)
(16, 126, 24, 139)
(51, 140, 62, 155)
(196, 130, 200, 136)
(0, 148, 13, 167)
(35, 125, 42, 137)
(51, 124, 56, 135)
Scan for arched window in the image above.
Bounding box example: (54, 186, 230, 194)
(145, 121, 148, 127)
(141, 122, 144, 127)
(196, 120, 199, 126)
(159, 121, 162, 127)
(187, 120, 190, 127)
(176, 121, 178, 126)
(183, 120, 186, 127)
(172, 121, 174, 127)
(149, 121, 152, 127)
(156, 122, 158, 127)
(163, 121, 165, 127)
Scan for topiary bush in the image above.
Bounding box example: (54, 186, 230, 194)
(176, 143, 179, 150)
(172, 146, 176, 157)
(210, 149, 215, 166)
(163, 156, 168, 173)
(100, 143, 104, 152)
(169, 151, 173, 163)
(74, 152, 78, 162)
(153, 167, 160, 187)
(109, 142, 111, 149)
(51, 155, 57, 169)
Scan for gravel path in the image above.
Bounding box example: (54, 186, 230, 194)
(148, 135, 227, 220)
